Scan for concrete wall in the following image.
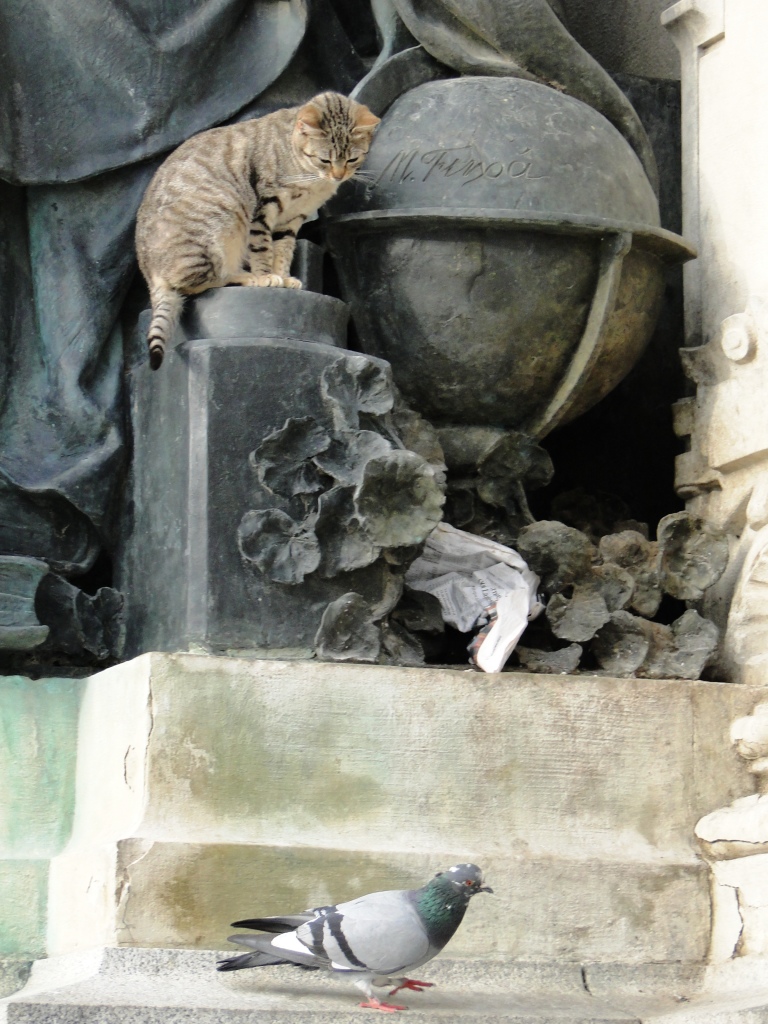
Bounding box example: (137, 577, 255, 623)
(565, 0, 680, 80)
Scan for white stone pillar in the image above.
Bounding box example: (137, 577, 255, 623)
(664, 1, 768, 683)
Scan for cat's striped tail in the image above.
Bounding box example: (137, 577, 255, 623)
(147, 283, 184, 370)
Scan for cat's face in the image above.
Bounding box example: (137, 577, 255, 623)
(294, 93, 380, 183)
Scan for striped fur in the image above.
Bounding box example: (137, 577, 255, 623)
(135, 93, 379, 369)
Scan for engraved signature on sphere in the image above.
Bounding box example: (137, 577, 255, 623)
(375, 144, 550, 187)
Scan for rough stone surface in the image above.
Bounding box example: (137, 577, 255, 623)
(0, 959, 31, 1001)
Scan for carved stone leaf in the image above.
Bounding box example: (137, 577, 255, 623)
(592, 611, 652, 675)
(477, 431, 554, 507)
(593, 608, 718, 680)
(546, 588, 611, 643)
(249, 417, 331, 498)
(516, 520, 595, 593)
(313, 430, 394, 487)
(35, 575, 124, 660)
(598, 530, 661, 618)
(321, 355, 395, 432)
(516, 643, 582, 674)
(392, 588, 445, 635)
(379, 620, 425, 667)
(638, 609, 719, 680)
(314, 592, 381, 662)
(657, 511, 729, 601)
(586, 563, 635, 613)
(354, 450, 445, 549)
(314, 486, 379, 578)
(238, 509, 320, 585)
(390, 400, 447, 487)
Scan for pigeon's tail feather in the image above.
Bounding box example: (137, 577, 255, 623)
(217, 951, 288, 971)
(224, 932, 322, 971)
(231, 914, 315, 933)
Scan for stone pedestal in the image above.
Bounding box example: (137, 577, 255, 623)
(120, 288, 443, 661)
(43, 653, 767, 965)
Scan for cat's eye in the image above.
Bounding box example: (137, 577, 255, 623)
(347, 156, 360, 163)
(319, 158, 332, 165)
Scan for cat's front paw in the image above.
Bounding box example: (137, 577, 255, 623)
(252, 273, 285, 288)
(281, 276, 303, 290)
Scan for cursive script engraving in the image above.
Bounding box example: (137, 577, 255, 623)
(375, 144, 549, 188)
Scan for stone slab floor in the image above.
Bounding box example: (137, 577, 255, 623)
(1, 950, 768, 1023)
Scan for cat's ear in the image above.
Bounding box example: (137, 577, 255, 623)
(296, 103, 326, 138)
(354, 106, 381, 134)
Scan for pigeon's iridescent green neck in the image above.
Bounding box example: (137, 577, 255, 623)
(415, 875, 469, 946)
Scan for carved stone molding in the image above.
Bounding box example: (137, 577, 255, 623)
(696, 701, 768, 959)
(662, 0, 725, 347)
(662, 0, 725, 51)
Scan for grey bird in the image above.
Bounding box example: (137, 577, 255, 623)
(217, 863, 492, 1012)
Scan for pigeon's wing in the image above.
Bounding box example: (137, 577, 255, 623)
(226, 930, 330, 970)
(230, 913, 317, 933)
(294, 889, 431, 976)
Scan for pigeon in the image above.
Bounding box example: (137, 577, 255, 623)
(217, 862, 492, 1012)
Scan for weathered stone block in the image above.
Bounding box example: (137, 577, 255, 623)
(43, 653, 768, 964)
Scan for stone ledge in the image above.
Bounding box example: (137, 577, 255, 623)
(2, 949, 768, 1024)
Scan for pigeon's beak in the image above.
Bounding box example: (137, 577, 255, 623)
(479, 885, 493, 894)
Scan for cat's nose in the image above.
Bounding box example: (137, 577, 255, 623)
(331, 166, 346, 180)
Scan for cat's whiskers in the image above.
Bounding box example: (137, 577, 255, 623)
(281, 173, 322, 184)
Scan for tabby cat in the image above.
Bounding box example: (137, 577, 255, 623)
(135, 92, 380, 369)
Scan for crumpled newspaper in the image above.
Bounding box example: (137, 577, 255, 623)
(404, 522, 544, 673)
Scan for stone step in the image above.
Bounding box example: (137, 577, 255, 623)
(45, 654, 768, 963)
(2, 950, 768, 1024)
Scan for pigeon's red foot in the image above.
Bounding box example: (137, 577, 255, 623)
(389, 979, 435, 996)
(359, 997, 407, 1012)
